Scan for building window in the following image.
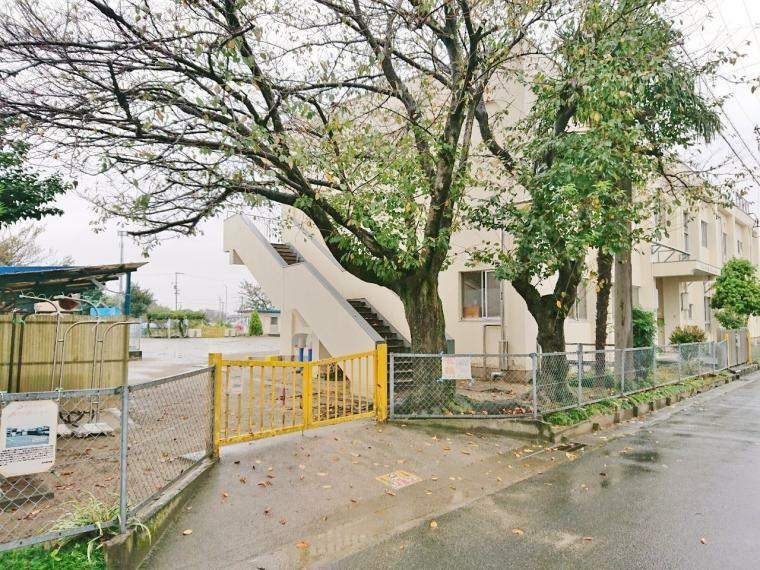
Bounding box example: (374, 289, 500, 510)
(683, 213, 690, 253)
(461, 271, 499, 319)
(738, 240, 743, 255)
(632, 286, 640, 307)
(571, 283, 588, 320)
(701, 221, 708, 247)
(704, 296, 711, 325)
(722, 232, 728, 259)
(270, 316, 278, 326)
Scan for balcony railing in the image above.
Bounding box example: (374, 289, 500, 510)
(651, 241, 690, 263)
(735, 196, 753, 217)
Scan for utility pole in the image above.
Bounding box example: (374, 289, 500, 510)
(224, 285, 228, 323)
(173, 272, 183, 310)
(118, 230, 127, 298)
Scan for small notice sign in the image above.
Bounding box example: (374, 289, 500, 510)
(0, 401, 58, 478)
(441, 356, 472, 380)
(376, 470, 422, 490)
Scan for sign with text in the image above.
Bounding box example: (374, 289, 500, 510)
(441, 356, 472, 380)
(0, 401, 58, 477)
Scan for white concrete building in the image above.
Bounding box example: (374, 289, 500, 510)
(222, 74, 760, 361)
(223, 193, 759, 362)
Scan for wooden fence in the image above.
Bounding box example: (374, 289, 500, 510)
(0, 314, 130, 393)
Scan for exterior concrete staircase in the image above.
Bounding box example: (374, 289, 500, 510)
(347, 299, 413, 382)
(224, 215, 383, 356)
(271, 243, 301, 265)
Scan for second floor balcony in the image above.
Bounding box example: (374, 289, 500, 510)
(650, 242, 720, 280)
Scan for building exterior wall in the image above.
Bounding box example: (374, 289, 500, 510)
(231, 197, 758, 361)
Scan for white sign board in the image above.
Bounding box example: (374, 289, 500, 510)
(441, 356, 472, 380)
(0, 401, 58, 478)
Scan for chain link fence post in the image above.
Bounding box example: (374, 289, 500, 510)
(389, 352, 395, 420)
(576, 344, 583, 407)
(620, 349, 626, 395)
(119, 385, 129, 534)
(677, 344, 682, 382)
(652, 345, 658, 387)
(530, 352, 538, 419)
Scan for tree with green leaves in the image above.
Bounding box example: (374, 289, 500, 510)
(0, 0, 551, 353)
(248, 311, 264, 337)
(472, 0, 723, 358)
(0, 121, 67, 226)
(711, 258, 760, 329)
(128, 284, 156, 318)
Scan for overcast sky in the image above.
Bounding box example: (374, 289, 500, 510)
(32, 0, 760, 311)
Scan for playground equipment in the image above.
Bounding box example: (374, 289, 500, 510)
(14, 294, 135, 435)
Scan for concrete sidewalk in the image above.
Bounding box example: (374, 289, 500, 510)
(142, 419, 559, 569)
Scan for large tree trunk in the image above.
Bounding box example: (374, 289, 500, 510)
(394, 272, 451, 414)
(614, 179, 634, 389)
(512, 261, 583, 409)
(595, 249, 613, 375)
(398, 274, 446, 354)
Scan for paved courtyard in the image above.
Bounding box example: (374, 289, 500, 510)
(129, 336, 280, 383)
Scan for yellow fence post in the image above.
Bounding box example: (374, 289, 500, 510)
(209, 352, 223, 459)
(303, 361, 313, 428)
(375, 343, 388, 422)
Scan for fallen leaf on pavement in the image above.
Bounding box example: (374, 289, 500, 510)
(582, 536, 593, 542)
(182, 529, 193, 536)
(430, 520, 438, 529)
(296, 541, 309, 550)
(700, 537, 707, 544)
(279, 518, 286, 525)
(511, 528, 524, 535)
(316, 472, 328, 477)
(264, 507, 271, 515)
(222, 491, 229, 498)
(240, 477, 247, 484)
(385, 490, 396, 497)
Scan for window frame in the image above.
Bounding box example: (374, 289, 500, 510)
(460, 270, 500, 320)
(570, 282, 588, 321)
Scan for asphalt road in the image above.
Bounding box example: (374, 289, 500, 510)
(334, 376, 760, 570)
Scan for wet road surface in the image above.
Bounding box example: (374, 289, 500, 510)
(334, 375, 760, 569)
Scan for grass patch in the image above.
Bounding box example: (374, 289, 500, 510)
(0, 542, 106, 570)
(543, 375, 712, 426)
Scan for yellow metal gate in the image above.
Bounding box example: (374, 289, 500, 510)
(210, 344, 387, 453)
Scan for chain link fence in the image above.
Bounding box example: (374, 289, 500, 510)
(391, 340, 738, 419)
(0, 366, 213, 552)
(390, 353, 536, 418)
